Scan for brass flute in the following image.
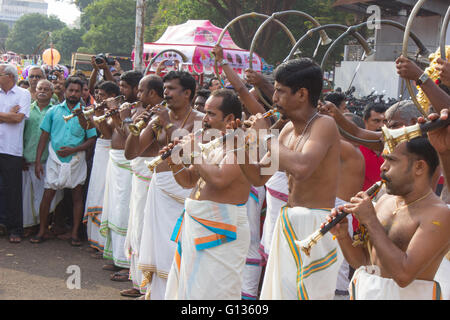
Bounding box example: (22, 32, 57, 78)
(129, 100, 167, 136)
(63, 108, 83, 122)
(145, 128, 204, 172)
(92, 101, 141, 123)
(146, 107, 280, 171)
(83, 95, 125, 117)
(298, 180, 384, 257)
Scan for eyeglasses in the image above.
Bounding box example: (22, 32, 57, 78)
(29, 75, 42, 79)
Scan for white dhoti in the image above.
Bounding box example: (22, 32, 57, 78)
(100, 149, 133, 268)
(22, 163, 63, 227)
(44, 144, 87, 190)
(350, 265, 443, 300)
(165, 198, 250, 300)
(242, 186, 265, 300)
(260, 171, 288, 263)
(137, 171, 191, 299)
(260, 206, 343, 300)
(82, 138, 111, 251)
(334, 197, 354, 297)
(434, 256, 450, 300)
(125, 156, 154, 291)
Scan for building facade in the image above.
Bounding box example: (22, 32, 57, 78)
(0, 0, 48, 28)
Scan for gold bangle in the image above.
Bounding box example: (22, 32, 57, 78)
(165, 123, 174, 130)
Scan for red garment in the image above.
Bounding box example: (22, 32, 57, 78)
(353, 146, 384, 232)
(359, 145, 384, 191)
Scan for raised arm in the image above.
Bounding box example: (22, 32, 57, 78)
(318, 101, 383, 151)
(212, 45, 266, 115)
(396, 55, 450, 114)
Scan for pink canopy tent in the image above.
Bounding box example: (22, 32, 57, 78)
(132, 20, 262, 78)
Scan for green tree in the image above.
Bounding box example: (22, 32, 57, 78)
(5, 14, 66, 55)
(52, 27, 86, 64)
(80, 0, 139, 55)
(0, 22, 9, 52)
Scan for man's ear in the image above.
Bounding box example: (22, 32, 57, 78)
(295, 87, 309, 104)
(224, 113, 235, 126)
(414, 159, 427, 177)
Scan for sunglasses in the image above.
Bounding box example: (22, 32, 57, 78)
(29, 75, 42, 79)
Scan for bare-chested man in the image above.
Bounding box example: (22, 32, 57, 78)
(125, 70, 204, 299)
(119, 75, 164, 298)
(82, 80, 121, 257)
(234, 58, 342, 300)
(162, 88, 251, 299)
(96, 70, 142, 280)
(329, 136, 450, 299)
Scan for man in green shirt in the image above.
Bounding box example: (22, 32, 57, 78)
(22, 80, 63, 235)
(31, 77, 97, 246)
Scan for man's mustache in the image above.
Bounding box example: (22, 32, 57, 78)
(380, 173, 390, 183)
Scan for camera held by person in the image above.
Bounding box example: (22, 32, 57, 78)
(95, 53, 115, 66)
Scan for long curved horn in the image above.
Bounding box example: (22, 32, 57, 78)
(214, 12, 297, 108)
(440, 6, 450, 61)
(143, 48, 188, 75)
(402, 0, 429, 117)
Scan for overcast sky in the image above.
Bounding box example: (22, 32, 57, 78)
(46, 0, 81, 26)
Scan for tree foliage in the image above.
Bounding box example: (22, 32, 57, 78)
(0, 22, 9, 52)
(80, 0, 139, 56)
(52, 27, 86, 64)
(5, 13, 65, 55)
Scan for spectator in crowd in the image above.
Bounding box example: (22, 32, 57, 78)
(22, 79, 63, 237)
(325, 91, 349, 113)
(192, 88, 210, 113)
(27, 66, 46, 102)
(18, 80, 30, 89)
(30, 77, 97, 246)
(207, 77, 221, 92)
(0, 64, 31, 243)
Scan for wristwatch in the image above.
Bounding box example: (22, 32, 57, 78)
(416, 72, 430, 86)
(219, 59, 229, 67)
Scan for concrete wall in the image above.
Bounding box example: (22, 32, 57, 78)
(334, 61, 405, 99)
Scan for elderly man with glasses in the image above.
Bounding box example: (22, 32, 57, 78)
(0, 64, 32, 243)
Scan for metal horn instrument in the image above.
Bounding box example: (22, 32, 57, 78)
(63, 108, 83, 122)
(128, 100, 167, 136)
(145, 128, 204, 171)
(92, 101, 141, 124)
(299, 180, 384, 257)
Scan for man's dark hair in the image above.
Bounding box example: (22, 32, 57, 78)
(72, 71, 87, 82)
(195, 88, 211, 100)
(344, 112, 365, 129)
(363, 102, 387, 121)
(405, 137, 439, 178)
(208, 77, 219, 88)
(98, 81, 120, 97)
(210, 88, 242, 120)
(120, 70, 143, 89)
(18, 79, 29, 87)
(325, 91, 346, 107)
(65, 76, 84, 90)
(273, 58, 323, 107)
(144, 75, 164, 98)
(163, 71, 196, 101)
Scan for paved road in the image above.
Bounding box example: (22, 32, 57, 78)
(0, 235, 134, 300)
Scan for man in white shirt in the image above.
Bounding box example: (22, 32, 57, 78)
(0, 63, 31, 243)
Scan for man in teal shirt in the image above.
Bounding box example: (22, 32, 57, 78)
(31, 77, 96, 246)
(22, 79, 63, 233)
